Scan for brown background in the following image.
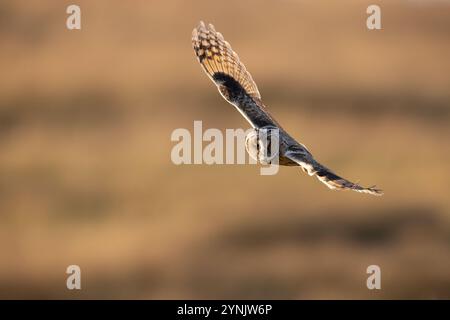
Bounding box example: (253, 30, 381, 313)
(0, 0, 449, 299)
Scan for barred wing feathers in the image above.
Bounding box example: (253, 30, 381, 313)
(192, 21, 278, 128)
(192, 21, 383, 197)
(192, 21, 260, 99)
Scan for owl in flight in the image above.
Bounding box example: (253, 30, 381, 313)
(192, 21, 382, 196)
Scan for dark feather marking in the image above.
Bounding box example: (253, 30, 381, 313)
(212, 72, 278, 128)
(198, 53, 207, 63)
(212, 72, 245, 99)
(318, 169, 340, 181)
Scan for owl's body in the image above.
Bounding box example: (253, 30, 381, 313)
(192, 21, 382, 196)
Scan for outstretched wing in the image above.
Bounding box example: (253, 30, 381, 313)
(192, 21, 279, 128)
(285, 149, 383, 196)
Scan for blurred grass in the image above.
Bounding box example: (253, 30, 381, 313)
(0, 0, 449, 299)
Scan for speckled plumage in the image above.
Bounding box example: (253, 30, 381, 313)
(192, 21, 382, 196)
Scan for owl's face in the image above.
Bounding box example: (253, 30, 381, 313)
(245, 128, 279, 165)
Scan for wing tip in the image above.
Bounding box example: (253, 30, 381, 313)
(310, 164, 384, 197)
(338, 181, 384, 196)
(192, 20, 213, 36)
(191, 21, 262, 100)
(360, 185, 384, 196)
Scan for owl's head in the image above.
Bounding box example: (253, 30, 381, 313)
(245, 127, 280, 165)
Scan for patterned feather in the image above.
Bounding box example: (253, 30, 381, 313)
(192, 21, 383, 196)
(192, 21, 261, 100)
(192, 21, 279, 129)
(285, 150, 383, 196)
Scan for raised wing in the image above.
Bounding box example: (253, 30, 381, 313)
(285, 149, 383, 196)
(192, 21, 278, 128)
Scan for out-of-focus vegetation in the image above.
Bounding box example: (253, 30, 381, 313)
(0, 0, 449, 298)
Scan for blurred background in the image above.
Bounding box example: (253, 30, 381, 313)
(0, 0, 449, 299)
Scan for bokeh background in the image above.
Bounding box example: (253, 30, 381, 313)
(0, 0, 449, 299)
